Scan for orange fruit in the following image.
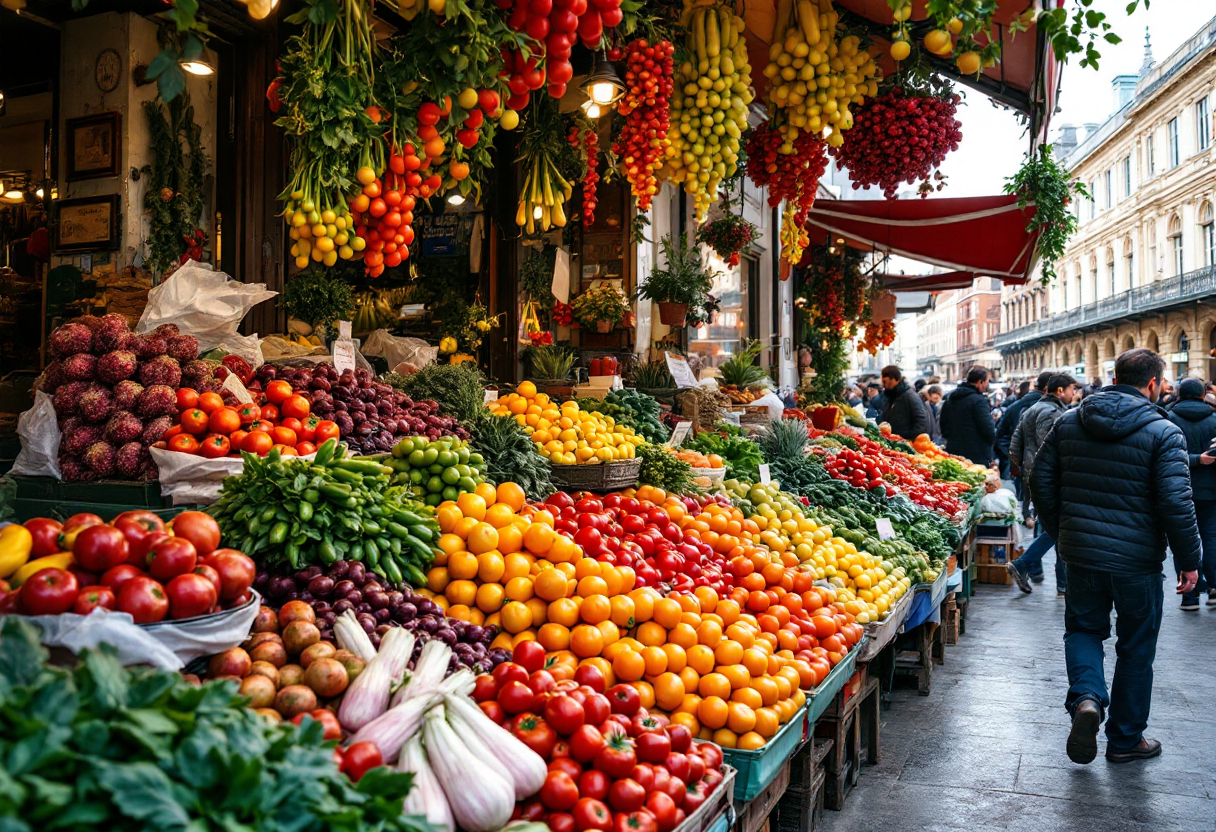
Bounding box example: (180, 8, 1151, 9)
(686, 644, 716, 676)
(477, 551, 505, 583)
(538, 622, 571, 652)
(731, 687, 764, 709)
(445, 579, 477, 607)
(668, 623, 698, 650)
(456, 492, 487, 521)
(694, 586, 719, 613)
(640, 646, 669, 677)
(670, 712, 700, 735)
(577, 575, 608, 597)
(716, 599, 741, 625)
(523, 523, 556, 555)
(754, 707, 779, 738)
(571, 624, 604, 658)
(501, 601, 533, 633)
(596, 620, 620, 648)
(548, 597, 580, 628)
(613, 648, 646, 682)
(497, 524, 523, 555)
(736, 731, 766, 750)
(475, 582, 505, 613)
(534, 570, 568, 602)
(504, 576, 534, 603)
(753, 675, 780, 707)
(678, 666, 701, 694)
(467, 523, 499, 555)
(698, 672, 731, 700)
(727, 702, 757, 734)
(503, 553, 531, 581)
(474, 482, 498, 505)
(526, 597, 548, 626)
(676, 693, 703, 715)
(741, 648, 769, 677)
(610, 595, 636, 628)
(630, 589, 656, 622)
(654, 672, 686, 711)
(696, 620, 723, 648)
(580, 594, 611, 625)
(660, 643, 687, 673)
(714, 639, 744, 666)
(697, 696, 729, 730)
(633, 680, 656, 710)
(496, 482, 526, 511)
(652, 598, 683, 629)
(636, 621, 667, 647)
(720, 664, 751, 690)
(438, 533, 466, 556)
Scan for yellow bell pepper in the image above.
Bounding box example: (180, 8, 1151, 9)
(0, 524, 33, 579)
(10, 552, 75, 587)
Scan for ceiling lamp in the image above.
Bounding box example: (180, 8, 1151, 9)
(180, 60, 215, 76)
(580, 99, 604, 119)
(446, 192, 466, 206)
(580, 55, 624, 108)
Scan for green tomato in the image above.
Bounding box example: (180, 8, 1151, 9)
(468, 453, 484, 466)
(436, 450, 457, 468)
(457, 447, 470, 464)
(408, 469, 425, 485)
(442, 485, 459, 502)
(422, 448, 439, 465)
(457, 476, 478, 493)
(425, 493, 443, 507)
(408, 450, 427, 467)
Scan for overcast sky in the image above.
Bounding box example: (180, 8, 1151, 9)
(935, 0, 1216, 196)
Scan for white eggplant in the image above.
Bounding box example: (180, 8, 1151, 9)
(444, 692, 547, 799)
(398, 733, 455, 832)
(338, 627, 415, 732)
(334, 610, 376, 662)
(424, 705, 515, 832)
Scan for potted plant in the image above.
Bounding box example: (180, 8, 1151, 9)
(638, 233, 716, 327)
(572, 285, 630, 333)
(526, 345, 578, 397)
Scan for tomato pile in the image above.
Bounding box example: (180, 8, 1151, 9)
(0, 511, 255, 623)
(161, 383, 339, 459)
(811, 433, 973, 515)
(612, 39, 674, 212)
(478, 643, 728, 832)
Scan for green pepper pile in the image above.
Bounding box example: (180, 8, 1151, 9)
(207, 438, 440, 586)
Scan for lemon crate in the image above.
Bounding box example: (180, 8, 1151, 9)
(913, 568, 949, 608)
(715, 700, 808, 802)
(671, 765, 736, 832)
(806, 639, 864, 724)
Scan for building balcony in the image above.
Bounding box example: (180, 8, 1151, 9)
(993, 264, 1216, 350)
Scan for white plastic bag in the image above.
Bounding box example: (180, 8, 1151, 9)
(752, 391, 787, 422)
(137, 261, 277, 352)
(362, 330, 438, 369)
(150, 446, 244, 505)
(12, 391, 62, 479)
(980, 488, 1020, 521)
(22, 593, 260, 669)
(208, 332, 265, 368)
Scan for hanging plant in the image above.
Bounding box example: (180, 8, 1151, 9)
(798, 245, 867, 334)
(142, 90, 208, 276)
(1004, 144, 1090, 284)
(520, 246, 558, 302)
(697, 214, 755, 267)
(281, 266, 356, 333)
(804, 331, 850, 405)
(571, 285, 630, 329)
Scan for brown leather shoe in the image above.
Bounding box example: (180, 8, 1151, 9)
(1067, 700, 1101, 764)
(1106, 738, 1162, 763)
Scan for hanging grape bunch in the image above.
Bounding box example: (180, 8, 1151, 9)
(828, 87, 962, 198)
(613, 39, 675, 212)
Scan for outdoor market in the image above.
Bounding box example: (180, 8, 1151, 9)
(2, 0, 1210, 829)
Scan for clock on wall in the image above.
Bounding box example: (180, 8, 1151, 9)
(95, 49, 122, 93)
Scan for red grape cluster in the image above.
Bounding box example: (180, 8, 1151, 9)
(745, 122, 828, 222)
(828, 88, 962, 199)
(568, 125, 600, 224)
(498, 0, 622, 102)
(612, 39, 674, 212)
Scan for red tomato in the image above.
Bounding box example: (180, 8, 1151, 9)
(636, 731, 671, 764)
(271, 427, 298, 447)
(528, 669, 557, 698)
(295, 441, 317, 456)
(607, 778, 646, 813)
(644, 793, 677, 832)
(176, 388, 200, 410)
(582, 692, 611, 725)
(116, 576, 169, 623)
(629, 764, 655, 792)
(292, 708, 342, 740)
(166, 572, 217, 619)
(281, 394, 311, 420)
(493, 662, 529, 688)
(498, 680, 536, 715)
(72, 524, 130, 573)
(607, 683, 641, 716)
(199, 434, 231, 459)
(180, 408, 209, 435)
(314, 421, 340, 443)
(698, 743, 723, 772)
(205, 550, 256, 601)
(594, 732, 637, 779)
(573, 663, 606, 693)
(540, 771, 579, 811)
(569, 724, 605, 764)
(572, 797, 612, 832)
(548, 814, 577, 832)
(278, 417, 303, 434)
(513, 640, 547, 673)
(613, 811, 657, 832)
(548, 757, 584, 780)
(169, 434, 200, 454)
(147, 537, 197, 581)
(265, 380, 293, 404)
(236, 403, 261, 426)
(473, 674, 500, 702)
(577, 769, 610, 801)
(192, 563, 222, 598)
(340, 741, 383, 781)
(23, 518, 62, 558)
(518, 798, 547, 822)
(545, 694, 586, 736)
(127, 530, 169, 567)
(631, 712, 667, 737)
(479, 700, 505, 724)
(101, 564, 143, 591)
(72, 584, 115, 615)
(664, 752, 689, 783)
(260, 403, 281, 422)
(681, 781, 709, 813)
(667, 723, 692, 754)
(510, 713, 557, 759)
(686, 752, 706, 784)
(17, 567, 77, 614)
(242, 431, 274, 456)
(298, 417, 319, 442)
(208, 408, 241, 435)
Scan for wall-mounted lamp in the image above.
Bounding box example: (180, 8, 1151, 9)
(580, 99, 604, 119)
(180, 60, 215, 76)
(579, 56, 624, 108)
(446, 192, 465, 206)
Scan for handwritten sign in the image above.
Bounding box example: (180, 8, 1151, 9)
(758, 464, 771, 485)
(484, 389, 499, 403)
(332, 321, 356, 374)
(665, 352, 699, 389)
(553, 248, 571, 303)
(665, 421, 693, 448)
(875, 518, 896, 540)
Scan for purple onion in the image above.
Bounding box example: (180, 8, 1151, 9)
(347, 563, 366, 585)
(367, 592, 389, 611)
(370, 634, 381, 649)
(329, 561, 350, 580)
(357, 614, 376, 633)
(373, 608, 392, 623)
(333, 580, 355, 597)
(334, 599, 353, 614)
(321, 611, 336, 626)
(308, 576, 335, 598)
(270, 577, 295, 598)
(414, 617, 439, 634)
(253, 572, 271, 592)
(363, 581, 383, 595)
(375, 624, 393, 636)
(345, 589, 363, 604)
(395, 602, 417, 623)
(386, 591, 405, 606)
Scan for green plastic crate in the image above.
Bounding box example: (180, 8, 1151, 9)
(806, 639, 863, 724)
(715, 701, 808, 802)
(14, 476, 166, 508)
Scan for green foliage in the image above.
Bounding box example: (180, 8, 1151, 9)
(391, 362, 487, 423)
(1034, 0, 1139, 70)
(638, 233, 716, 306)
(470, 411, 555, 499)
(1004, 144, 1090, 283)
(572, 285, 630, 327)
(527, 345, 578, 381)
(0, 617, 428, 832)
(685, 427, 764, 481)
(718, 340, 767, 388)
(142, 93, 207, 276)
(804, 332, 850, 404)
(521, 246, 558, 302)
(628, 360, 676, 389)
(282, 266, 356, 331)
(636, 444, 697, 494)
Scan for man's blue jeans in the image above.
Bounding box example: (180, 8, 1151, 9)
(1063, 565, 1164, 752)
(1012, 525, 1067, 592)
(1180, 499, 1216, 604)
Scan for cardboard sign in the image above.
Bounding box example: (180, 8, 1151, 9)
(875, 518, 896, 540)
(758, 463, 772, 485)
(665, 421, 693, 448)
(665, 352, 699, 388)
(221, 373, 254, 404)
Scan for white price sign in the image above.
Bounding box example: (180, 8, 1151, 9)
(665, 421, 693, 448)
(484, 389, 499, 402)
(875, 518, 896, 540)
(332, 340, 357, 375)
(758, 463, 772, 485)
(665, 352, 699, 388)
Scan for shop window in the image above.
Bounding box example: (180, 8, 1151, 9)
(1198, 97, 1211, 151)
(1169, 215, 1184, 276)
(688, 246, 745, 372)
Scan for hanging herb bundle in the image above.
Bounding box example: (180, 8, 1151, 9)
(281, 266, 356, 333)
(142, 91, 208, 276)
(520, 246, 558, 302)
(1004, 144, 1090, 283)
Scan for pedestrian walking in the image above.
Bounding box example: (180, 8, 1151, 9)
(1006, 373, 1077, 595)
(921, 384, 944, 444)
(1166, 377, 1216, 611)
(996, 371, 1051, 499)
(939, 367, 996, 467)
(879, 365, 930, 441)
(1032, 349, 1201, 765)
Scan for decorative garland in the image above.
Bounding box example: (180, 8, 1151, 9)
(142, 91, 208, 276)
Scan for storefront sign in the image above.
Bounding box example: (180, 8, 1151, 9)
(417, 213, 461, 257)
(665, 352, 699, 388)
(665, 421, 692, 448)
(1169, 351, 1189, 364)
(484, 389, 498, 402)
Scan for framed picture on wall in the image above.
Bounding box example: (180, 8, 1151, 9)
(53, 195, 120, 252)
(65, 112, 121, 180)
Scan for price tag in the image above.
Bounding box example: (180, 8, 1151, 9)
(332, 341, 357, 375)
(221, 373, 254, 404)
(338, 320, 352, 340)
(875, 518, 896, 540)
(610, 375, 623, 391)
(484, 389, 499, 403)
(665, 421, 693, 448)
(665, 352, 699, 388)
(758, 464, 771, 485)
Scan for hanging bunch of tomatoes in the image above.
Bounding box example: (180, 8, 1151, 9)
(348, 144, 439, 277)
(568, 125, 600, 225)
(745, 122, 828, 265)
(500, 0, 622, 102)
(612, 39, 674, 212)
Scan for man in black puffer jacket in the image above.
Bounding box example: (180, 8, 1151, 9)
(1167, 378, 1216, 611)
(939, 366, 996, 466)
(1033, 349, 1200, 766)
(879, 365, 930, 441)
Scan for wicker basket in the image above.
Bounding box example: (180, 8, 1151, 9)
(548, 459, 643, 492)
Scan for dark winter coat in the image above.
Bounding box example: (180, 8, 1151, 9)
(1032, 385, 1201, 575)
(924, 400, 942, 444)
(1168, 398, 1216, 502)
(994, 390, 1042, 459)
(1009, 394, 1066, 486)
(939, 383, 996, 466)
(880, 381, 930, 441)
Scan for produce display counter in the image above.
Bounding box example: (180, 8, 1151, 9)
(856, 589, 912, 663)
(904, 568, 948, 631)
(807, 638, 864, 723)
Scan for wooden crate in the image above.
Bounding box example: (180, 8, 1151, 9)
(942, 595, 960, 645)
(772, 767, 826, 832)
(976, 562, 1013, 585)
(815, 677, 881, 811)
(735, 759, 790, 832)
(975, 542, 1012, 565)
(787, 737, 831, 792)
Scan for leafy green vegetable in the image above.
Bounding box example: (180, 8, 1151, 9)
(636, 444, 697, 495)
(389, 363, 487, 424)
(932, 458, 987, 487)
(0, 617, 429, 832)
(282, 265, 357, 332)
(470, 411, 555, 500)
(685, 429, 763, 482)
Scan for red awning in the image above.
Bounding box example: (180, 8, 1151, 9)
(880, 271, 977, 292)
(805, 195, 1037, 283)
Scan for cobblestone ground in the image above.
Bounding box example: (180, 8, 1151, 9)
(821, 553, 1216, 832)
